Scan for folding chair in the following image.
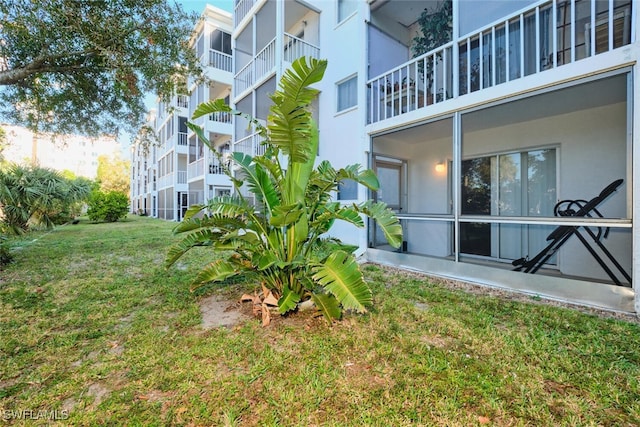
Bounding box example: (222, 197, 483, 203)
(512, 179, 631, 286)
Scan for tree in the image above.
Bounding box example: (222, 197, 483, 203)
(0, 164, 92, 234)
(96, 154, 131, 194)
(166, 58, 403, 323)
(0, 0, 202, 136)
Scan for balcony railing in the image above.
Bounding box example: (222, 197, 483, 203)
(234, 132, 266, 157)
(177, 170, 187, 184)
(177, 132, 188, 146)
(367, 0, 633, 124)
(187, 158, 205, 180)
(208, 157, 229, 175)
(209, 50, 233, 72)
(234, 34, 319, 97)
(176, 95, 189, 109)
(234, 0, 255, 27)
(209, 111, 232, 123)
(283, 33, 320, 63)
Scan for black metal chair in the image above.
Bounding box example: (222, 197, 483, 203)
(512, 179, 630, 286)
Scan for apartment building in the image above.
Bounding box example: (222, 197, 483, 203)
(2, 124, 121, 178)
(234, 0, 639, 313)
(131, 5, 233, 219)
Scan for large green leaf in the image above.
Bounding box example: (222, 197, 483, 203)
(359, 200, 403, 249)
(232, 152, 280, 212)
(278, 286, 301, 314)
(267, 57, 327, 164)
(191, 98, 231, 119)
(191, 99, 266, 136)
(165, 229, 217, 267)
(173, 214, 247, 235)
(270, 202, 304, 227)
(192, 259, 239, 289)
(186, 121, 214, 152)
(311, 293, 342, 322)
(312, 250, 372, 313)
(284, 123, 319, 204)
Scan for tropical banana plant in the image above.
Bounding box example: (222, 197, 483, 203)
(166, 57, 402, 321)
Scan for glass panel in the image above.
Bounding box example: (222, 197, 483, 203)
(482, 33, 492, 89)
(527, 149, 556, 216)
(403, 219, 454, 258)
(539, 6, 553, 70)
(460, 222, 491, 256)
(458, 42, 468, 95)
(523, 12, 536, 76)
(495, 26, 507, 84)
(574, 0, 591, 59)
(338, 0, 357, 23)
(498, 153, 522, 216)
(470, 37, 480, 92)
(376, 165, 401, 209)
(461, 157, 491, 215)
(509, 18, 521, 80)
(337, 76, 357, 111)
(556, 0, 572, 65)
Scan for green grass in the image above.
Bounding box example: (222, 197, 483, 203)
(1, 215, 639, 426)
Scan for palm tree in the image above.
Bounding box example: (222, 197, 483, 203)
(0, 164, 91, 234)
(166, 57, 402, 322)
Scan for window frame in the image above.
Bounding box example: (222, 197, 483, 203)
(336, 74, 358, 113)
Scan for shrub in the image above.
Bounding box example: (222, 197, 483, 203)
(87, 191, 129, 222)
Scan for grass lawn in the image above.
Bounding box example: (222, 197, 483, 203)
(1, 215, 639, 426)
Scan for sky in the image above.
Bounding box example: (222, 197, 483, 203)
(179, 0, 233, 15)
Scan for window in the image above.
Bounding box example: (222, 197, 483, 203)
(337, 0, 357, 23)
(337, 75, 357, 112)
(210, 30, 232, 55)
(338, 180, 358, 200)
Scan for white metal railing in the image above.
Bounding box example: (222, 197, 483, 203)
(234, 0, 255, 27)
(208, 157, 229, 174)
(177, 170, 187, 184)
(177, 132, 188, 146)
(209, 50, 233, 72)
(234, 61, 253, 96)
(283, 33, 320, 63)
(209, 111, 231, 123)
(233, 132, 266, 157)
(187, 158, 205, 180)
(255, 38, 276, 84)
(367, 0, 633, 124)
(176, 95, 188, 109)
(234, 37, 276, 97)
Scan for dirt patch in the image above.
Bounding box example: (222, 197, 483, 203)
(200, 295, 250, 329)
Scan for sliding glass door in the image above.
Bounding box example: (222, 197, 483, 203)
(461, 148, 557, 262)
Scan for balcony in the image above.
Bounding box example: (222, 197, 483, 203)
(176, 95, 189, 109)
(209, 111, 231, 123)
(188, 158, 205, 180)
(234, 0, 256, 27)
(234, 34, 320, 97)
(177, 132, 188, 146)
(177, 170, 187, 184)
(209, 50, 232, 72)
(367, 0, 633, 124)
(233, 132, 266, 157)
